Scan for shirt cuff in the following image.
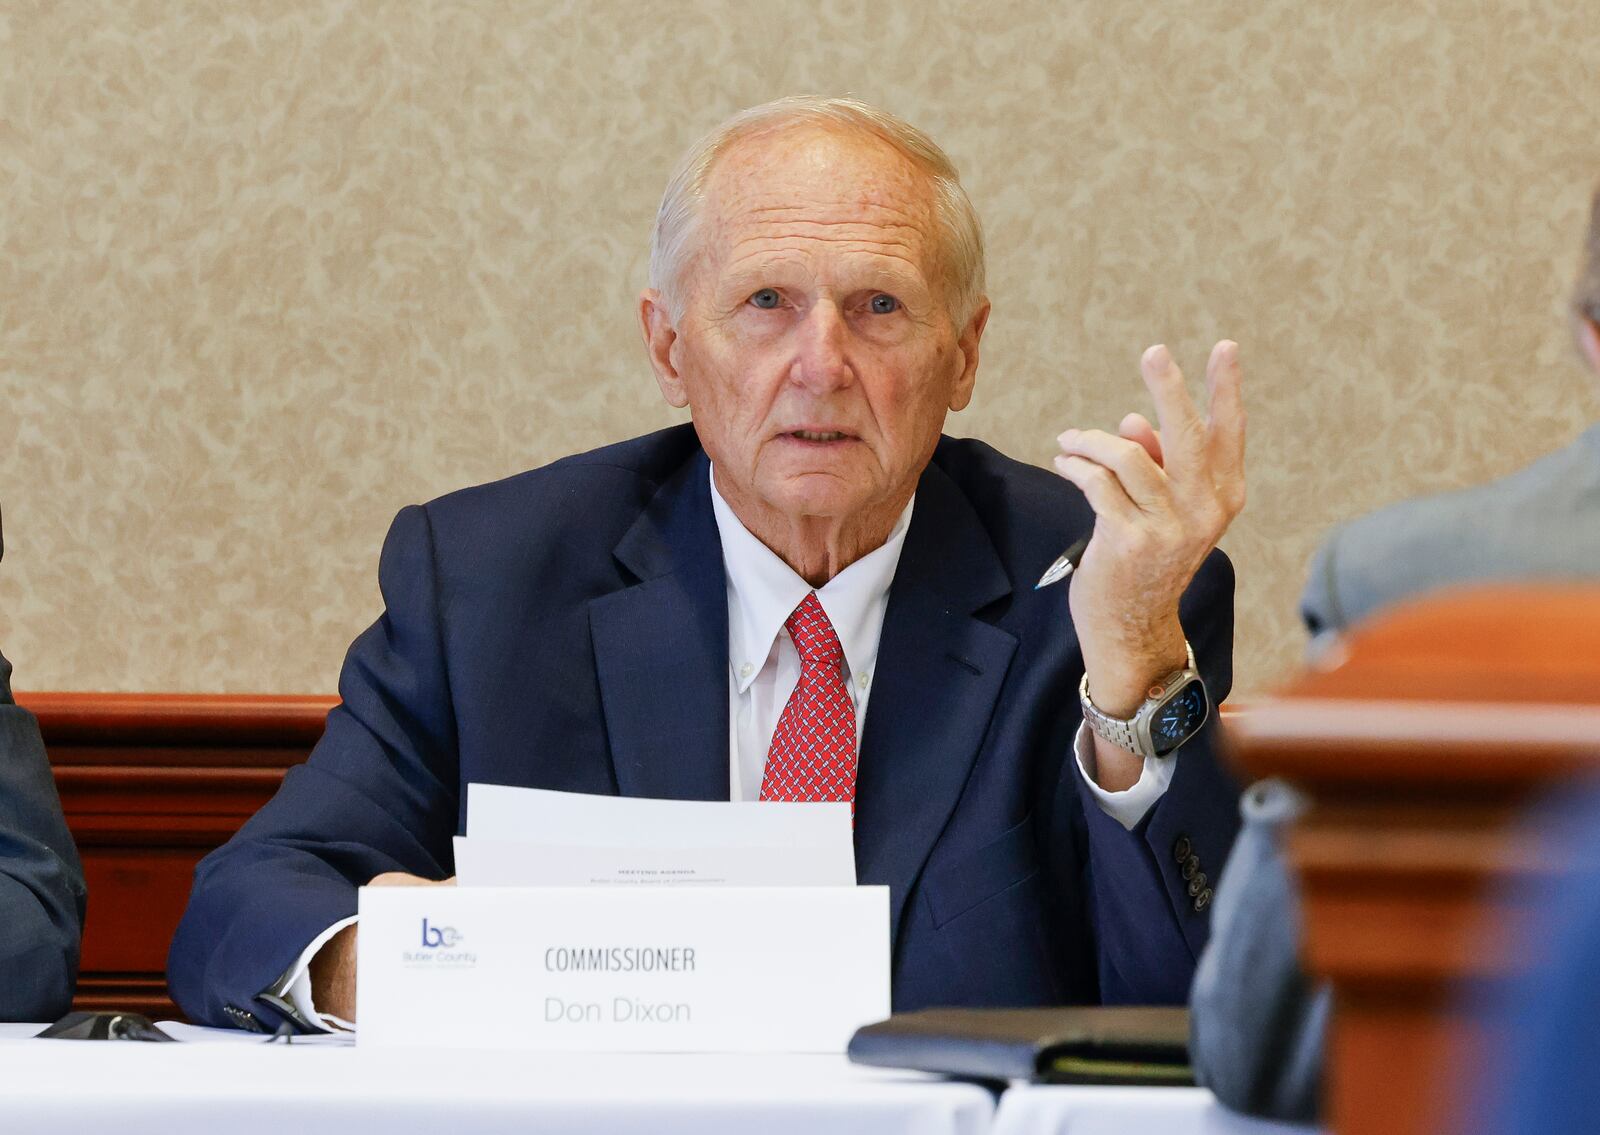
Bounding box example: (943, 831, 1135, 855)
(1074, 720, 1176, 830)
(262, 915, 359, 1033)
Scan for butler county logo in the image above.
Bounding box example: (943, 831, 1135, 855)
(403, 917, 478, 968)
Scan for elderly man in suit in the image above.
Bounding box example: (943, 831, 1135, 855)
(0, 508, 88, 1021)
(1191, 186, 1600, 1123)
(168, 96, 1248, 1032)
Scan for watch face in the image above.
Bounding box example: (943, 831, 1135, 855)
(1149, 679, 1209, 756)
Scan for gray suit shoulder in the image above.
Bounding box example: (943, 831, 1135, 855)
(1190, 780, 1330, 1122)
(1302, 427, 1600, 633)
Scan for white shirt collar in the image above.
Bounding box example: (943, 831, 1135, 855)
(708, 465, 914, 694)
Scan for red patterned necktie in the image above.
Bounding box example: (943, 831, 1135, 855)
(759, 591, 858, 805)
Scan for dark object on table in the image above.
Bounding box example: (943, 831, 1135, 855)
(848, 1005, 1192, 1085)
(37, 1010, 175, 1042)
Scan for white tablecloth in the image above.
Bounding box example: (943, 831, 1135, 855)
(0, 1024, 993, 1135)
(993, 1083, 1322, 1135)
(0, 1024, 1323, 1135)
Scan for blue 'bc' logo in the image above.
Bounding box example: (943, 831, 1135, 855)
(421, 917, 461, 948)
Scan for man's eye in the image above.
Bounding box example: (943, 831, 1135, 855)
(749, 288, 781, 310)
(869, 294, 900, 314)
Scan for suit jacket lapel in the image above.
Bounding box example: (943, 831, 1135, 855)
(589, 450, 731, 801)
(855, 459, 1017, 943)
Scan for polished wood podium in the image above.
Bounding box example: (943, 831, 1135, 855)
(1226, 585, 1600, 1135)
(22, 692, 335, 1017)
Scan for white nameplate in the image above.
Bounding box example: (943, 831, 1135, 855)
(355, 885, 891, 1052)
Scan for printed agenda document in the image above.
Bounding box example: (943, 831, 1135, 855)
(453, 784, 855, 887)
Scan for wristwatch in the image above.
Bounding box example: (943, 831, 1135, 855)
(1079, 641, 1210, 760)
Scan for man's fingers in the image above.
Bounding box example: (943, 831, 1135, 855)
(1140, 344, 1207, 474)
(1052, 453, 1141, 525)
(1057, 428, 1167, 509)
(1118, 412, 1163, 468)
(1203, 340, 1246, 501)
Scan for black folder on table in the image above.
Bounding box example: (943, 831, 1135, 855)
(847, 1006, 1193, 1085)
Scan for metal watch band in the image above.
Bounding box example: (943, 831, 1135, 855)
(1078, 642, 1199, 760)
(1077, 683, 1142, 752)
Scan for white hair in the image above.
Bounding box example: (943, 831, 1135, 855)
(648, 96, 986, 326)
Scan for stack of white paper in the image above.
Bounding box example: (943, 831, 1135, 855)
(453, 784, 855, 887)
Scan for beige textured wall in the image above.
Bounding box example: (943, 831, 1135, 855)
(3, 1, 1598, 695)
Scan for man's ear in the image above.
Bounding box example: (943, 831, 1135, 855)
(640, 289, 688, 408)
(948, 299, 991, 413)
(1578, 315, 1600, 377)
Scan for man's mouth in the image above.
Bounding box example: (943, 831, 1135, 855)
(787, 430, 851, 442)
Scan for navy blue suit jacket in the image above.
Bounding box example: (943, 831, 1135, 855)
(0, 647, 87, 1021)
(168, 425, 1240, 1029)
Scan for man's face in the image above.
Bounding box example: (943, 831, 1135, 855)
(644, 127, 986, 531)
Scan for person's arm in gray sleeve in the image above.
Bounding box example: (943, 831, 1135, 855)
(0, 646, 87, 1021)
(1189, 779, 1331, 1124)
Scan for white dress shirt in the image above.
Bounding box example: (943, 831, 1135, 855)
(710, 470, 909, 800)
(279, 465, 1174, 1031)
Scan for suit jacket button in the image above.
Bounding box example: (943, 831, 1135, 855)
(1173, 836, 1192, 863)
(1187, 873, 1208, 897)
(1181, 854, 1201, 880)
(224, 1005, 265, 1033)
(1193, 887, 1213, 912)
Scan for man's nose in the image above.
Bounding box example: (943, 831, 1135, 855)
(789, 303, 855, 392)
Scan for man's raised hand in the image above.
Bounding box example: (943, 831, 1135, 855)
(1051, 341, 1246, 779)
